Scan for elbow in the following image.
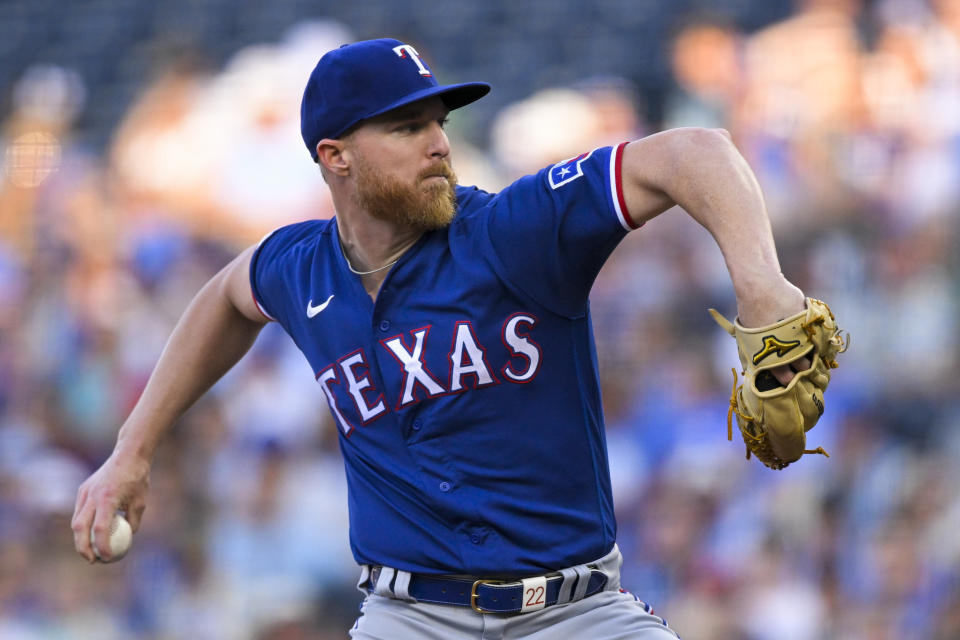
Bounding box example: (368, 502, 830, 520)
(711, 127, 733, 142)
(619, 127, 741, 217)
(655, 127, 740, 186)
(660, 127, 734, 157)
(624, 127, 735, 177)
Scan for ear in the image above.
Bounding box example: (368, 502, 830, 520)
(316, 138, 350, 176)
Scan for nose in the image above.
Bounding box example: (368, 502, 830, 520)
(427, 121, 450, 159)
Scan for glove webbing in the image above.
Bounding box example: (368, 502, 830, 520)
(725, 368, 830, 463)
(801, 299, 849, 368)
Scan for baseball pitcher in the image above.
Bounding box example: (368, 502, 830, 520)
(72, 39, 845, 638)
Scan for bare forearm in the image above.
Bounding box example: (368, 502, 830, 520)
(625, 129, 803, 324)
(666, 131, 784, 303)
(71, 248, 265, 561)
(115, 270, 264, 461)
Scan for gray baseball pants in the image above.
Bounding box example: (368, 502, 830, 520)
(349, 545, 680, 639)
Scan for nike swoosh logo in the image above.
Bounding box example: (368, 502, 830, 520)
(306, 294, 334, 318)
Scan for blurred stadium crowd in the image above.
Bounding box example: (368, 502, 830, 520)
(2, 0, 960, 638)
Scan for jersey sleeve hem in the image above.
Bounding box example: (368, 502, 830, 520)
(610, 141, 641, 231)
(251, 291, 275, 322)
(248, 229, 278, 322)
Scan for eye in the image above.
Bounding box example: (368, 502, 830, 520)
(438, 117, 450, 128)
(394, 121, 421, 134)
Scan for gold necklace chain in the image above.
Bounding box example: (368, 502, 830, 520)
(338, 234, 398, 276)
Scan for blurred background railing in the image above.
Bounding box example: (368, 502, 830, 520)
(2, 0, 959, 638)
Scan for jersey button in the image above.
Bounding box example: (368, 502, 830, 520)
(412, 419, 422, 431)
(439, 481, 451, 492)
(378, 320, 390, 332)
(470, 534, 481, 545)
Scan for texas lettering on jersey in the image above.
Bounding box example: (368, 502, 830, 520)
(248, 144, 633, 575)
(318, 313, 541, 434)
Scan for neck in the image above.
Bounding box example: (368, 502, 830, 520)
(337, 211, 422, 271)
(334, 201, 423, 300)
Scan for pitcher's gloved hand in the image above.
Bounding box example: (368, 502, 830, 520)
(709, 298, 849, 470)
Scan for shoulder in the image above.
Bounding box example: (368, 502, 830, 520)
(251, 219, 335, 282)
(261, 218, 332, 246)
(256, 218, 332, 258)
(248, 219, 335, 321)
(453, 145, 620, 218)
(454, 184, 496, 215)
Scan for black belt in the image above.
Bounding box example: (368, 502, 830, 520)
(367, 566, 609, 614)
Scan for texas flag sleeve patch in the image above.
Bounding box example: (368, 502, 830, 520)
(548, 151, 592, 190)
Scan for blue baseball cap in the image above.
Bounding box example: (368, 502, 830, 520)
(301, 38, 491, 161)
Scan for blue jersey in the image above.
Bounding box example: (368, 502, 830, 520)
(250, 143, 638, 576)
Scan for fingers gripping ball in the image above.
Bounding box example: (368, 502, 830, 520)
(709, 298, 849, 470)
(91, 513, 133, 562)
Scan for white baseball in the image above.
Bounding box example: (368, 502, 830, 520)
(91, 513, 133, 562)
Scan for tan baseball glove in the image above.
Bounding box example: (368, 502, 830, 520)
(709, 298, 848, 470)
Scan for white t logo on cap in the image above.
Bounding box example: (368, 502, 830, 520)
(392, 44, 431, 77)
